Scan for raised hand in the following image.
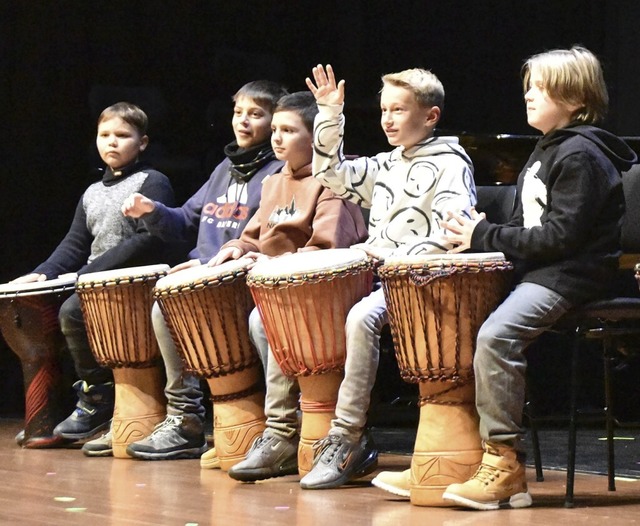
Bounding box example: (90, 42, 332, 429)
(305, 64, 345, 106)
(122, 192, 155, 218)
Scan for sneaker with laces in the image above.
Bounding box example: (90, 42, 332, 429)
(126, 414, 207, 460)
(228, 433, 299, 482)
(82, 427, 113, 457)
(371, 468, 410, 498)
(53, 381, 114, 440)
(442, 443, 532, 510)
(200, 447, 221, 470)
(299, 431, 378, 490)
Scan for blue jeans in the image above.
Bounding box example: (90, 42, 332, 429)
(152, 302, 205, 424)
(474, 282, 572, 450)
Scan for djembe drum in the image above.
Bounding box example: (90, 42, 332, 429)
(0, 276, 76, 448)
(378, 252, 513, 506)
(154, 259, 264, 471)
(76, 264, 169, 458)
(247, 248, 374, 474)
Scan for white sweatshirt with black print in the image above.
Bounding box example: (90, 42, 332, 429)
(312, 103, 476, 257)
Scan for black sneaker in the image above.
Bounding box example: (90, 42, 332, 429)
(228, 433, 299, 482)
(126, 414, 207, 460)
(299, 431, 378, 489)
(53, 381, 114, 440)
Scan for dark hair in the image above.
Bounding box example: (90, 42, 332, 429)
(98, 102, 148, 135)
(274, 91, 318, 133)
(233, 80, 289, 115)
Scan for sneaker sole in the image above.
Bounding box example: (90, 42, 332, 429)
(82, 446, 113, 457)
(300, 452, 379, 490)
(229, 461, 299, 482)
(442, 490, 533, 511)
(128, 445, 208, 461)
(54, 421, 112, 441)
(371, 477, 410, 498)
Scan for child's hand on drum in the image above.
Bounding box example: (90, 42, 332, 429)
(10, 273, 46, 284)
(121, 192, 155, 218)
(442, 208, 485, 253)
(208, 247, 244, 267)
(169, 259, 201, 274)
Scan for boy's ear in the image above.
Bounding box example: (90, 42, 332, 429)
(139, 135, 149, 151)
(425, 106, 441, 127)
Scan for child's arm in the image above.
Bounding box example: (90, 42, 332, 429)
(299, 188, 368, 251)
(215, 206, 262, 259)
(32, 199, 93, 279)
(307, 65, 379, 207)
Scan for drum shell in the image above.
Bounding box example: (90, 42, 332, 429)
(154, 269, 257, 378)
(0, 280, 75, 447)
(154, 263, 263, 470)
(379, 258, 513, 386)
(76, 266, 169, 368)
(76, 265, 169, 458)
(248, 258, 373, 377)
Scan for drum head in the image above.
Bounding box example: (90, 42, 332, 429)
(154, 259, 251, 294)
(248, 248, 369, 283)
(383, 252, 506, 267)
(0, 276, 77, 297)
(77, 264, 170, 286)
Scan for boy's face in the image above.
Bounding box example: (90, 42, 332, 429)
(232, 96, 273, 149)
(525, 69, 581, 135)
(270, 111, 313, 171)
(380, 84, 438, 149)
(96, 116, 148, 170)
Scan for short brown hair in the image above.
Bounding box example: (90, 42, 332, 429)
(522, 45, 608, 124)
(274, 92, 318, 133)
(98, 102, 148, 135)
(233, 80, 289, 115)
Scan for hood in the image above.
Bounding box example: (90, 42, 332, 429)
(541, 124, 638, 173)
(398, 135, 474, 173)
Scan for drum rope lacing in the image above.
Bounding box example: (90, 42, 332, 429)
(380, 259, 513, 405)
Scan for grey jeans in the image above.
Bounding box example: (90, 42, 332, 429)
(248, 307, 299, 440)
(332, 284, 388, 441)
(152, 301, 205, 423)
(474, 282, 571, 450)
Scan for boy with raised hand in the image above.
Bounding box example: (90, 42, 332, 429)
(219, 90, 368, 482)
(294, 65, 476, 490)
(102, 81, 287, 462)
(441, 46, 637, 510)
(12, 102, 175, 445)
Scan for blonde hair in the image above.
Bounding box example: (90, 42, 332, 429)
(522, 46, 608, 124)
(381, 68, 444, 111)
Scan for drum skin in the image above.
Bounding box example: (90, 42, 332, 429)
(0, 278, 76, 448)
(77, 265, 169, 458)
(248, 249, 374, 474)
(154, 260, 265, 471)
(379, 253, 513, 506)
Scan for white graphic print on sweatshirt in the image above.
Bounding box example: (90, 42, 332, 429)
(521, 161, 546, 228)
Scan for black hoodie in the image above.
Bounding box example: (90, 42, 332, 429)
(471, 123, 637, 305)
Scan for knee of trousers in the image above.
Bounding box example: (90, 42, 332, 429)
(58, 293, 85, 336)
